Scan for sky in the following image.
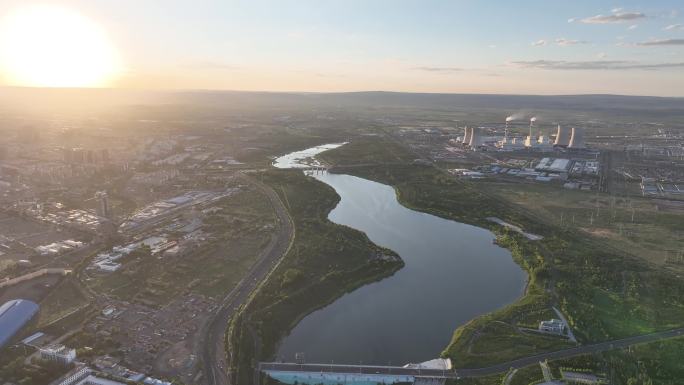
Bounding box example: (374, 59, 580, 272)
(0, 0, 683, 96)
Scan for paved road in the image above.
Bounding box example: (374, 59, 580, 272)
(201, 173, 294, 385)
(261, 327, 684, 379)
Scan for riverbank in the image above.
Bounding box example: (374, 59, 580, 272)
(227, 169, 403, 384)
(320, 137, 684, 369)
(276, 170, 525, 365)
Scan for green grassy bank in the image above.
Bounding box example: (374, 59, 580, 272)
(228, 169, 403, 384)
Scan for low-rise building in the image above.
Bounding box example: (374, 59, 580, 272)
(40, 344, 76, 365)
(51, 364, 90, 385)
(561, 369, 602, 384)
(539, 319, 565, 335)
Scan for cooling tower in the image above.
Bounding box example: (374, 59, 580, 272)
(554, 124, 572, 147)
(468, 127, 484, 148)
(568, 127, 586, 149)
(462, 126, 471, 144)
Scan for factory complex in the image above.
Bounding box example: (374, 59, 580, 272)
(458, 116, 587, 152)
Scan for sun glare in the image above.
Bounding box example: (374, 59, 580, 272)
(0, 5, 122, 88)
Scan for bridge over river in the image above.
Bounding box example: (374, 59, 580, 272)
(259, 326, 684, 384)
(259, 362, 450, 385)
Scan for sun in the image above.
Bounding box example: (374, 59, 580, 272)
(0, 5, 122, 88)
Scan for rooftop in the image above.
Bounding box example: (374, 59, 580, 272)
(0, 299, 40, 348)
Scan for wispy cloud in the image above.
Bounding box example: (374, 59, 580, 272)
(628, 24, 639, 30)
(555, 38, 588, 46)
(664, 24, 684, 30)
(532, 38, 588, 47)
(412, 66, 463, 73)
(638, 39, 684, 46)
(578, 10, 646, 24)
(509, 60, 684, 70)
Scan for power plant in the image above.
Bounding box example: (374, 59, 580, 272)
(468, 126, 484, 148)
(524, 117, 536, 147)
(568, 127, 586, 149)
(554, 124, 572, 147)
(462, 126, 471, 145)
(498, 117, 524, 150)
(465, 116, 587, 152)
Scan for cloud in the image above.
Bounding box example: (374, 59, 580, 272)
(555, 38, 588, 46)
(412, 66, 463, 73)
(509, 60, 684, 70)
(628, 24, 638, 30)
(532, 39, 547, 46)
(579, 10, 646, 24)
(637, 39, 684, 46)
(567, 18, 577, 23)
(664, 24, 684, 30)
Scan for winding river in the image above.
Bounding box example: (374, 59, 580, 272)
(273, 144, 526, 366)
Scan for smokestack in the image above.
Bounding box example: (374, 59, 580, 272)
(529, 117, 536, 139)
(554, 124, 572, 147)
(568, 127, 586, 149)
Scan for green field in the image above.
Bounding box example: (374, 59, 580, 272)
(36, 277, 90, 327)
(485, 181, 684, 268)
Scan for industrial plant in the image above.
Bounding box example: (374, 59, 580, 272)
(458, 115, 587, 153)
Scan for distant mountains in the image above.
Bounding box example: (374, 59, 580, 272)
(1, 87, 683, 117)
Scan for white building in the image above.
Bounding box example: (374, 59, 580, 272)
(40, 344, 76, 365)
(561, 370, 602, 384)
(52, 364, 90, 385)
(539, 319, 565, 335)
(76, 375, 127, 385)
(94, 260, 122, 272)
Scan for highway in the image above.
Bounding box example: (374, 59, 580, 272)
(201, 172, 294, 385)
(260, 327, 684, 380)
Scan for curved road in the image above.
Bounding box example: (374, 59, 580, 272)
(201, 172, 294, 385)
(260, 327, 684, 379)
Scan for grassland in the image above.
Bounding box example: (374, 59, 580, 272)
(320, 134, 417, 166)
(227, 169, 403, 385)
(482, 181, 684, 269)
(36, 277, 90, 327)
(320, 136, 684, 370)
(500, 336, 684, 385)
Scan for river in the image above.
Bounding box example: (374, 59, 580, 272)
(272, 143, 526, 366)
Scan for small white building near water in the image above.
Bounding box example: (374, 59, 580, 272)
(539, 319, 565, 335)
